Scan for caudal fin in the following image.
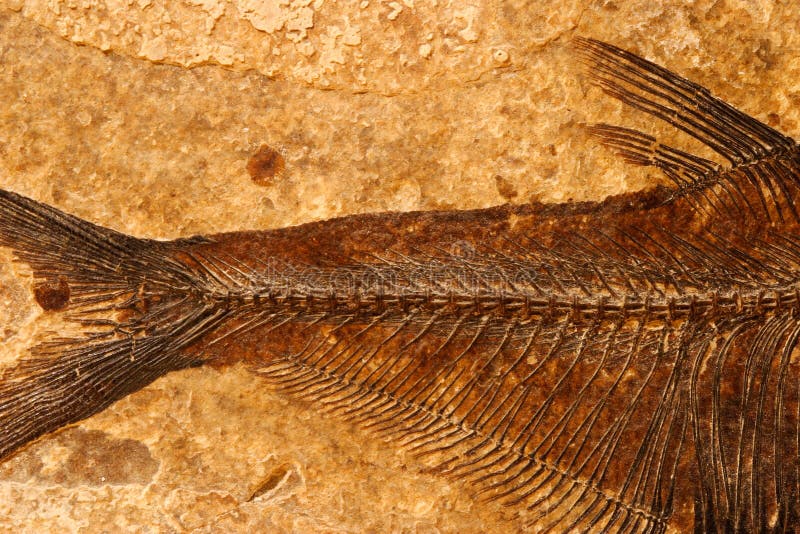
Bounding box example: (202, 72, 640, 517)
(0, 189, 223, 460)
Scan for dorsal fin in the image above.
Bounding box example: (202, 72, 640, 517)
(576, 38, 794, 163)
(576, 38, 800, 224)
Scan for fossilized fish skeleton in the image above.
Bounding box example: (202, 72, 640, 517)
(1, 39, 799, 532)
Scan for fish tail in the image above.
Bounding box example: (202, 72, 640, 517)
(0, 189, 220, 461)
(0, 188, 189, 296)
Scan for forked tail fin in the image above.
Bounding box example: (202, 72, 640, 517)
(0, 189, 223, 460)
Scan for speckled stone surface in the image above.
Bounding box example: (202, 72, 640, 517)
(1, 1, 800, 531)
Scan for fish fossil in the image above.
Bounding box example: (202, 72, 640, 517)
(0, 38, 798, 533)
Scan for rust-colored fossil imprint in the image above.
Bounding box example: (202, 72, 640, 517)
(1, 40, 798, 532)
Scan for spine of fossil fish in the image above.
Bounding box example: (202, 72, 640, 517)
(1, 177, 800, 464)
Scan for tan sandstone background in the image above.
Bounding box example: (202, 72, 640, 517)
(0, 0, 799, 531)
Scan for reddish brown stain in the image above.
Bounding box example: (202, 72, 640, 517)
(33, 277, 70, 311)
(768, 112, 781, 127)
(247, 144, 285, 186)
(494, 174, 519, 200)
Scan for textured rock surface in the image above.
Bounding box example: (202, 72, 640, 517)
(1, 1, 800, 531)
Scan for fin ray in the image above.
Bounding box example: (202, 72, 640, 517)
(0, 190, 227, 460)
(578, 38, 800, 223)
(253, 308, 689, 532)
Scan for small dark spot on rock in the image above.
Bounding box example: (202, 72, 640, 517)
(767, 112, 781, 128)
(261, 196, 276, 210)
(494, 175, 519, 201)
(50, 187, 65, 204)
(755, 38, 777, 69)
(247, 144, 285, 187)
(34, 277, 70, 311)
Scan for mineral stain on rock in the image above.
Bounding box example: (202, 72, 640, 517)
(494, 174, 518, 200)
(58, 428, 159, 486)
(247, 144, 285, 187)
(0, 428, 158, 487)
